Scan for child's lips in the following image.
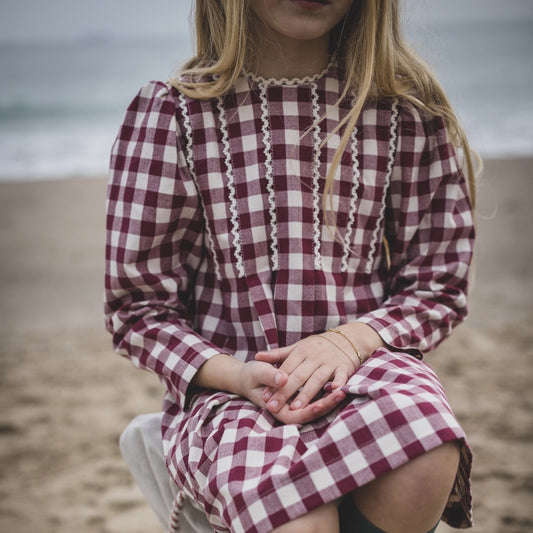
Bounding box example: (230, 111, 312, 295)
(291, 0, 332, 11)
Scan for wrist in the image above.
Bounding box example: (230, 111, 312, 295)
(329, 322, 385, 362)
(192, 353, 245, 395)
(326, 328, 363, 366)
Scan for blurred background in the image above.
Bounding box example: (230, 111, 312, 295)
(0, 0, 532, 182)
(0, 2, 532, 533)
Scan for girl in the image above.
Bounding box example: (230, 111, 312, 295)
(105, 1, 476, 532)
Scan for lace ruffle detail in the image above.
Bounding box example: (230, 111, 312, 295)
(217, 96, 246, 278)
(245, 61, 333, 87)
(366, 99, 399, 274)
(177, 91, 222, 281)
(258, 80, 279, 271)
(341, 122, 361, 273)
(310, 81, 323, 270)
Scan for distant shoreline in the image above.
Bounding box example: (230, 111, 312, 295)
(0, 154, 531, 185)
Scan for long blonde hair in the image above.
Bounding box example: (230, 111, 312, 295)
(171, 0, 478, 211)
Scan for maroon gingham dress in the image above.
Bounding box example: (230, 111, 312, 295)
(105, 66, 475, 532)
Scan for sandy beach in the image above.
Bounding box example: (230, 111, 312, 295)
(0, 158, 532, 533)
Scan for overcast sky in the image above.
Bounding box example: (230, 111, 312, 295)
(1, 0, 532, 44)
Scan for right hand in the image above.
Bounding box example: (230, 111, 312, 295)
(239, 360, 346, 425)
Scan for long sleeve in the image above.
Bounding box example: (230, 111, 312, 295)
(357, 103, 475, 355)
(105, 81, 221, 409)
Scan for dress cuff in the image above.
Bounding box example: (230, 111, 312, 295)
(356, 315, 424, 360)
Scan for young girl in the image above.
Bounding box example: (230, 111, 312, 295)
(105, 1, 476, 532)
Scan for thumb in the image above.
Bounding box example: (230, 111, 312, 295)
(253, 361, 287, 389)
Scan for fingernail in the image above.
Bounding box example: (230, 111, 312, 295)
(274, 373, 282, 385)
(291, 400, 302, 410)
(268, 400, 279, 411)
(263, 390, 272, 401)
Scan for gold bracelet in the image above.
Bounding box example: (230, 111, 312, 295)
(317, 334, 356, 366)
(327, 328, 363, 366)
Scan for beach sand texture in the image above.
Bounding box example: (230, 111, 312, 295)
(0, 158, 532, 532)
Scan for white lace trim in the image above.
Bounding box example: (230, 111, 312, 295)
(366, 99, 399, 274)
(310, 81, 323, 270)
(245, 62, 331, 87)
(258, 80, 279, 271)
(341, 123, 361, 273)
(177, 91, 222, 281)
(217, 96, 246, 278)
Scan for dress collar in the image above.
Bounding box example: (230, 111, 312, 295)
(244, 60, 336, 86)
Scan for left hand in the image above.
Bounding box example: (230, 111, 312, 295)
(255, 334, 357, 423)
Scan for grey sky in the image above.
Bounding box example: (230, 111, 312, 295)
(0, 0, 192, 43)
(1, 0, 532, 44)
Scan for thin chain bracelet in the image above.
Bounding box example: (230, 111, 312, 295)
(316, 334, 359, 368)
(327, 328, 364, 366)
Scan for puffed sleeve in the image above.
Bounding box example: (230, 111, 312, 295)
(104, 81, 221, 409)
(357, 102, 475, 355)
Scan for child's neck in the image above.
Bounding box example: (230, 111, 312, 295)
(253, 36, 330, 79)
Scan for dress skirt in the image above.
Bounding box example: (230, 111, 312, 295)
(161, 348, 473, 533)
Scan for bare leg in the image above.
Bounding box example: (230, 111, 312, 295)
(352, 441, 461, 533)
(269, 441, 459, 533)
(270, 501, 339, 533)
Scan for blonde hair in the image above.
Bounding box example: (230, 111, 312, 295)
(172, 0, 478, 213)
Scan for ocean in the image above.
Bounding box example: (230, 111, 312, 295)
(0, 34, 192, 181)
(1, 5, 532, 182)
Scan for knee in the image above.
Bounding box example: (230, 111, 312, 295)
(407, 441, 461, 504)
(398, 440, 460, 500)
(394, 441, 461, 513)
(353, 441, 461, 532)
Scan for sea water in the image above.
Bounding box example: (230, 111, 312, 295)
(0, 35, 192, 180)
(0, 4, 532, 181)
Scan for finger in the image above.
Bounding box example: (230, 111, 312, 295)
(289, 365, 333, 410)
(330, 366, 350, 391)
(274, 390, 346, 425)
(255, 345, 292, 363)
(309, 389, 347, 418)
(266, 360, 319, 412)
(263, 386, 273, 402)
(251, 362, 287, 390)
(258, 347, 299, 402)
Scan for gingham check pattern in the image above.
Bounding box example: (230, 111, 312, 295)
(105, 68, 475, 531)
(163, 350, 471, 532)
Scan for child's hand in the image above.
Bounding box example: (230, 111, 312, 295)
(238, 355, 347, 425)
(238, 360, 288, 410)
(265, 387, 347, 425)
(254, 334, 357, 423)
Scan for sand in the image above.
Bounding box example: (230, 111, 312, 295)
(0, 158, 532, 533)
